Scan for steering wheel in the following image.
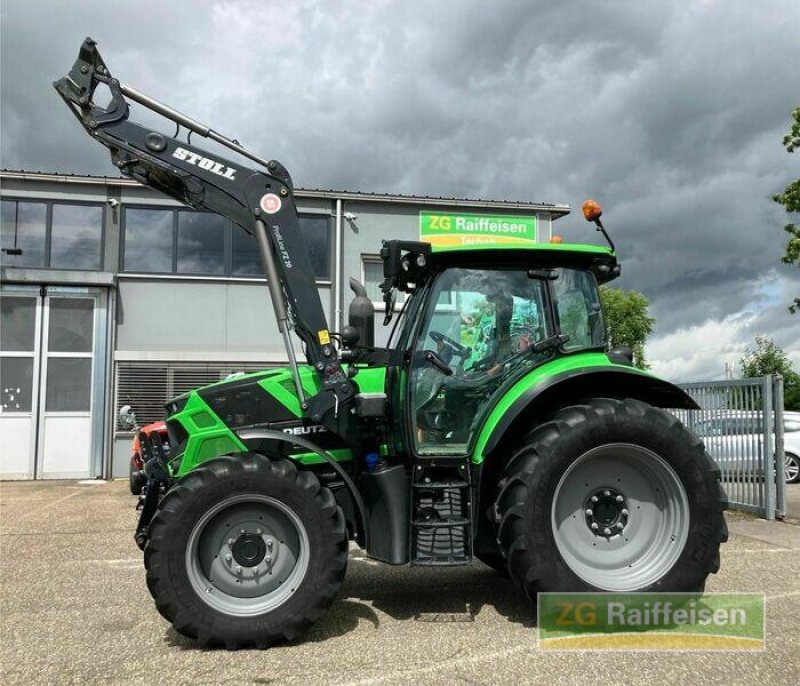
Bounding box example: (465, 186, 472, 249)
(429, 330, 468, 356)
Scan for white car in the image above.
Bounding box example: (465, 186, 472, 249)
(694, 411, 800, 484)
(784, 412, 800, 483)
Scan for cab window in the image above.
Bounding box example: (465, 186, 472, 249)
(410, 267, 551, 455)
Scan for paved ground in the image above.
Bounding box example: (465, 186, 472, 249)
(783, 479, 799, 520)
(1, 480, 799, 686)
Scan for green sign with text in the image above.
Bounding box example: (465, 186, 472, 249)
(419, 211, 537, 250)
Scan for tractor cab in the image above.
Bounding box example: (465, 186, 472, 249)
(346, 242, 618, 459)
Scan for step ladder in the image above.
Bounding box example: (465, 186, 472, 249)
(410, 459, 473, 566)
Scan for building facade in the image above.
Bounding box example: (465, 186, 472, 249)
(0, 169, 569, 479)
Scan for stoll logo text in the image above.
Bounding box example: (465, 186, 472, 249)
(538, 593, 765, 651)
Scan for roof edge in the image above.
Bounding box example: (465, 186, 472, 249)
(0, 169, 570, 215)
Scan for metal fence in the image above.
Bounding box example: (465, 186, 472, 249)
(673, 376, 785, 519)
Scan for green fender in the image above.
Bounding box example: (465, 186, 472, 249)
(471, 351, 698, 464)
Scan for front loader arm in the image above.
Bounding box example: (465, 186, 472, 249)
(54, 38, 353, 425)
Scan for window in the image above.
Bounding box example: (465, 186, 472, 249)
(361, 256, 385, 303)
(1, 200, 47, 268)
(361, 254, 406, 309)
(123, 208, 173, 272)
(231, 228, 261, 276)
(411, 267, 551, 455)
(785, 420, 800, 433)
(50, 204, 103, 270)
(551, 269, 605, 351)
(1, 296, 38, 413)
(2, 200, 103, 271)
(122, 208, 330, 279)
(230, 216, 331, 279)
(299, 215, 331, 279)
(177, 211, 225, 274)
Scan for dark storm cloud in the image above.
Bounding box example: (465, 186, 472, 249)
(2, 0, 799, 378)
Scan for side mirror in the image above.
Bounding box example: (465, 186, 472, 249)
(119, 405, 137, 430)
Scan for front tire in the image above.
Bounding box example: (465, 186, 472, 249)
(144, 454, 348, 648)
(495, 398, 728, 596)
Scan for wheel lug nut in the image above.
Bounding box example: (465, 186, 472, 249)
(604, 490, 611, 497)
(616, 495, 624, 503)
(240, 529, 246, 534)
(236, 566, 242, 574)
(621, 509, 629, 516)
(591, 495, 598, 503)
(616, 522, 624, 529)
(265, 555, 272, 564)
(585, 508, 593, 516)
(256, 528, 262, 535)
(591, 523, 599, 530)
(603, 527, 612, 536)
(227, 538, 234, 546)
(267, 540, 274, 550)
(225, 554, 232, 563)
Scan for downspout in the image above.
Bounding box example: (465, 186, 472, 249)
(334, 198, 343, 331)
(103, 287, 117, 479)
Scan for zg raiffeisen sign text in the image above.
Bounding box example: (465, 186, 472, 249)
(420, 211, 537, 250)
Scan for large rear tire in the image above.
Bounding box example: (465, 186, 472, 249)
(144, 453, 348, 648)
(495, 398, 727, 596)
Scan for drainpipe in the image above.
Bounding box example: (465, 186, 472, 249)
(334, 198, 343, 331)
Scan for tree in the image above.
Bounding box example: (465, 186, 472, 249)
(599, 286, 655, 369)
(740, 335, 800, 411)
(774, 107, 800, 313)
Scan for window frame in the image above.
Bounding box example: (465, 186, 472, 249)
(1, 197, 105, 272)
(121, 204, 333, 281)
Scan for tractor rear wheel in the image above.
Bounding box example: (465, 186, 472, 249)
(144, 453, 347, 648)
(495, 398, 727, 596)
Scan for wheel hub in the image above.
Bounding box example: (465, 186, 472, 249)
(231, 532, 267, 567)
(584, 487, 629, 537)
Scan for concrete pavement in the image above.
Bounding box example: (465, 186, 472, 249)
(1, 480, 798, 686)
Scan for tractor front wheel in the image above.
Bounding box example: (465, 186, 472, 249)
(144, 453, 347, 648)
(495, 398, 727, 595)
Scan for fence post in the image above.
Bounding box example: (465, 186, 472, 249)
(774, 375, 785, 520)
(761, 375, 775, 520)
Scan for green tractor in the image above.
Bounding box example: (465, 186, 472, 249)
(57, 39, 727, 648)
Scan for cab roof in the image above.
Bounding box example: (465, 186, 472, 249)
(429, 242, 619, 284)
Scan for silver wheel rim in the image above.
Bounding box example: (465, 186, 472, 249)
(185, 494, 310, 617)
(551, 443, 690, 591)
(786, 454, 800, 483)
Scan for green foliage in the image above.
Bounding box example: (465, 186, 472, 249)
(774, 107, 800, 313)
(599, 286, 655, 370)
(740, 335, 800, 411)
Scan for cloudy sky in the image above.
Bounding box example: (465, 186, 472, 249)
(2, 0, 799, 381)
